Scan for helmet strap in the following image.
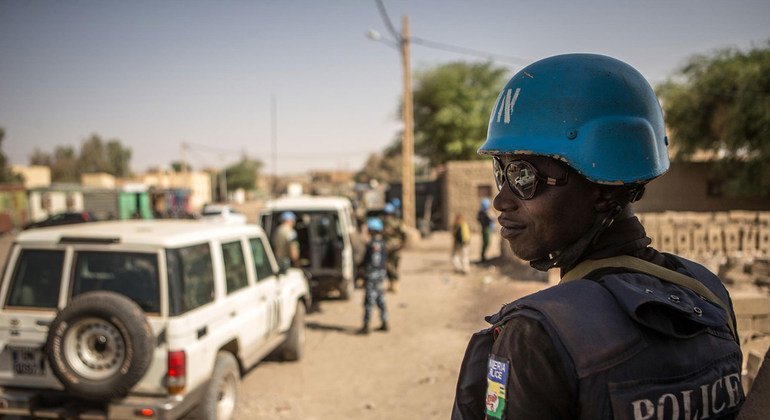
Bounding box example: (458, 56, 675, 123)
(529, 203, 626, 273)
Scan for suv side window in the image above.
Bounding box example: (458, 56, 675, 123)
(222, 240, 248, 293)
(167, 243, 215, 315)
(249, 237, 274, 281)
(5, 249, 64, 308)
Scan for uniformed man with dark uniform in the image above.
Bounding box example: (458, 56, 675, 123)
(382, 203, 406, 293)
(452, 54, 744, 419)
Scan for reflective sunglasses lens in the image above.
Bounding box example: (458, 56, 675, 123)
(507, 161, 538, 199)
(492, 159, 505, 191)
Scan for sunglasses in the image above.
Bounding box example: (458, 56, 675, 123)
(492, 157, 569, 200)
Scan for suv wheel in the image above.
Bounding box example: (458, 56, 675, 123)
(198, 351, 240, 420)
(278, 302, 306, 361)
(45, 291, 154, 400)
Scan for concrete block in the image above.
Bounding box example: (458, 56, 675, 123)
(724, 226, 742, 253)
(743, 227, 759, 255)
(732, 293, 770, 317)
(675, 227, 693, 253)
(708, 226, 725, 254)
(759, 226, 770, 256)
(658, 224, 676, 253)
(692, 227, 709, 254)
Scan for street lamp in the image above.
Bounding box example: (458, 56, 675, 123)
(367, 16, 416, 230)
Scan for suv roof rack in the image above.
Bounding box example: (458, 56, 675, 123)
(58, 236, 121, 245)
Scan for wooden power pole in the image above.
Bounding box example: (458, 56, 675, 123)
(400, 15, 415, 229)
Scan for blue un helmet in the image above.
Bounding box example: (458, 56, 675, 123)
(367, 217, 384, 232)
(280, 211, 296, 222)
(479, 53, 669, 185)
(481, 197, 490, 210)
(383, 203, 396, 215)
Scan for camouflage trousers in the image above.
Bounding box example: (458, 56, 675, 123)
(363, 277, 388, 326)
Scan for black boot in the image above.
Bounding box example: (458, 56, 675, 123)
(357, 325, 370, 335)
(377, 321, 389, 332)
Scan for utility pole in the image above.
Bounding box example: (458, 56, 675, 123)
(400, 15, 415, 229)
(271, 95, 278, 197)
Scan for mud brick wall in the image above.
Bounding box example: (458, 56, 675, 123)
(442, 161, 497, 232)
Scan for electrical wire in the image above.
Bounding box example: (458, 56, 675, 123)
(411, 36, 530, 67)
(375, 0, 401, 42)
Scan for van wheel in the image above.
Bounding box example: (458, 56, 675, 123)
(339, 277, 354, 300)
(278, 302, 306, 361)
(197, 352, 240, 420)
(45, 291, 154, 400)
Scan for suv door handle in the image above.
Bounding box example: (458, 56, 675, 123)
(197, 326, 207, 339)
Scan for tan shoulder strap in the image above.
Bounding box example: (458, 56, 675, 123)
(562, 255, 737, 341)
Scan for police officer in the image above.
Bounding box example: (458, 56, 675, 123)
(452, 54, 744, 419)
(272, 211, 300, 270)
(382, 203, 407, 293)
(358, 217, 389, 334)
(476, 198, 494, 263)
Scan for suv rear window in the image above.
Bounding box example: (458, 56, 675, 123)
(5, 250, 64, 308)
(71, 251, 160, 313)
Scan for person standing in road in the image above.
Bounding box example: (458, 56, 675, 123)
(452, 54, 743, 420)
(358, 217, 389, 335)
(272, 211, 300, 270)
(451, 213, 471, 274)
(476, 198, 494, 263)
(382, 203, 407, 293)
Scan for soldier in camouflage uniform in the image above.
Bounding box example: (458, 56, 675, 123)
(382, 203, 406, 293)
(358, 217, 389, 335)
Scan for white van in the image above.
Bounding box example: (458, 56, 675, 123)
(0, 220, 310, 419)
(261, 196, 362, 300)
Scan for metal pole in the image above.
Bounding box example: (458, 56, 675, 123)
(271, 95, 278, 197)
(401, 15, 415, 229)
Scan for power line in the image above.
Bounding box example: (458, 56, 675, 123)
(375, 0, 400, 42)
(371, 1, 530, 67)
(411, 36, 530, 67)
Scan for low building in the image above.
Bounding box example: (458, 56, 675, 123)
(11, 165, 51, 189)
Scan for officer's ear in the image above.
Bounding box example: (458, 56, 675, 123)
(594, 185, 642, 214)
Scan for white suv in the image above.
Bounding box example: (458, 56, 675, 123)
(260, 196, 363, 300)
(0, 220, 310, 419)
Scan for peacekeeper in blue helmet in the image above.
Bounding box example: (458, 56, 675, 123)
(452, 54, 743, 420)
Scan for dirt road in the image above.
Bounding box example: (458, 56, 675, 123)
(234, 232, 547, 419)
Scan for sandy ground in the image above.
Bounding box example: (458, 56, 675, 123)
(233, 231, 548, 419)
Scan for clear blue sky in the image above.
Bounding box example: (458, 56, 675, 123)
(1, 0, 769, 175)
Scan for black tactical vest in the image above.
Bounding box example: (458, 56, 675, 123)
(452, 255, 744, 420)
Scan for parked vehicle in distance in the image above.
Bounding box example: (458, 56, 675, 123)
(200, 204, 248, 224)
(261, 195, 363, 300)
(0, 220, 310, 419)
(23, 211, 96, 230)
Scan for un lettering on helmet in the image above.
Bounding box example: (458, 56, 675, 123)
(478, 53, 669, 186)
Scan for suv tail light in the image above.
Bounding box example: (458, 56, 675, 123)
(166, 350, 186, 395)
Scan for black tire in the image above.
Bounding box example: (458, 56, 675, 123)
(196, 351, 240, 420)
(278, 302, 306, 361)
(45, 291, 154, 400)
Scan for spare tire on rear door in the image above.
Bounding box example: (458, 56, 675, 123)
(45, 291, 154, 400)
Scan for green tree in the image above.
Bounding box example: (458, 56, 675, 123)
(411, 61, 509, 167)
(79, 134, 131, 176)
(657, 41, 770, 197)
(0, 128, 22, 183)
(224, 156, 262, 191)
(50, 146, 79, 182)
(355, 143, 402, 184)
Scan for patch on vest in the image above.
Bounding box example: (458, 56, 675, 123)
(485, 354, 509, 419)
(609, 361, 743, 420)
